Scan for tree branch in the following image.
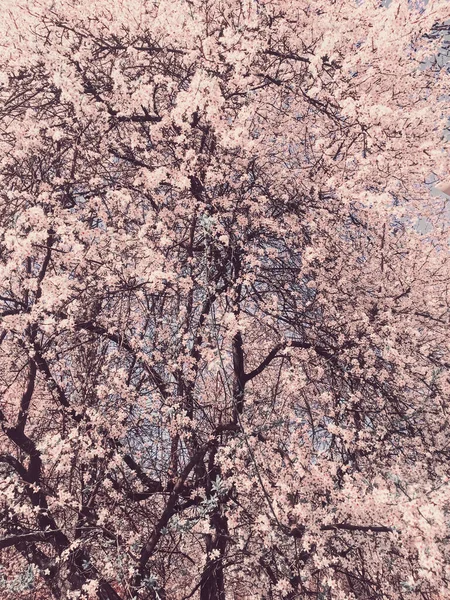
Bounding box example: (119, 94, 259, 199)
(0, 530, 56, 550)
(244, 340, 335, 382)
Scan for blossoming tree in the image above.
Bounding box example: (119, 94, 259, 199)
(1, 0, 450, 598)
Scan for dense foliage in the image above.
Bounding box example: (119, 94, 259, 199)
(1, 1, 450, 599)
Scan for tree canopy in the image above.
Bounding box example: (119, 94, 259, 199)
(1, 0, 450, 599)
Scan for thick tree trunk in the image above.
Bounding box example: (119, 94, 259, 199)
(200, 510, 228, 600)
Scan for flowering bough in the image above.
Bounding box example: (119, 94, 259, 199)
(1, 0, 450, 599)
